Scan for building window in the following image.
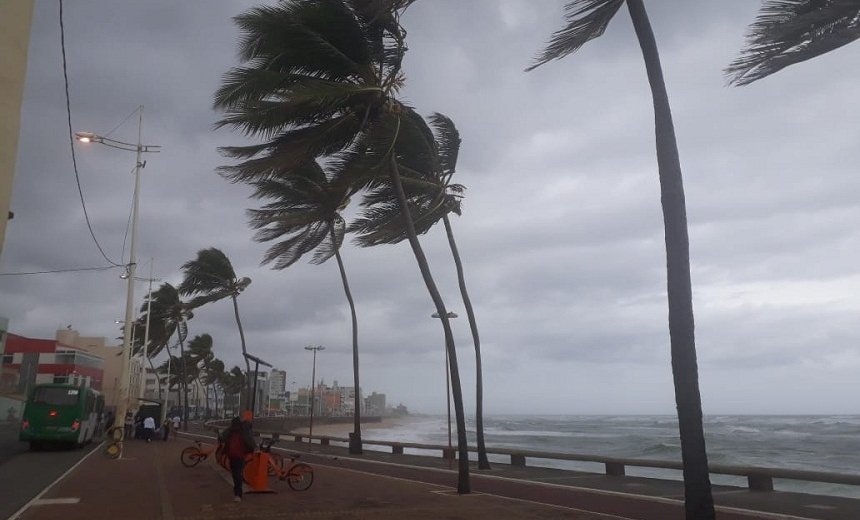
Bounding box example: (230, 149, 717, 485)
(1, 354, 12, 364)
(53, 375, 69, 384)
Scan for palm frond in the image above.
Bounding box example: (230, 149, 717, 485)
(429, 112, 461, 176)
(527, 0, 625, 71)
(726, 0, 860, 86)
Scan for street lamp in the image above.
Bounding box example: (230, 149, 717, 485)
(304, 345, 324, 447)
(76, 106, 160, 458)
(431, 311, 457, 454)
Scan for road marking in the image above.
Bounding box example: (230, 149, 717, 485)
(30, 498, 79, 506)
(6, 441, 103, 520)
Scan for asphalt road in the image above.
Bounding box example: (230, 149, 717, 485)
(0, 424, 99, 520)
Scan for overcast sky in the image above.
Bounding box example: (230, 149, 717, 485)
(2, 1, 858, 416)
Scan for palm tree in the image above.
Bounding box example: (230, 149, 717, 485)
(214, 0, 471, 491)
(146, 283, 194, 430)
(727, 0, 860, 86)
(528, 2, 714, 518)
(187, 334, 215, 418)
(204, 358, 226, 418)
(350, 113, 491, 469)
(222, 366, 246, 417)
(178, 248, 252, 409)
(246, 161, 365, 453)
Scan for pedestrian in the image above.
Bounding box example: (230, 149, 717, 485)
(124, 412, 134, 439)
(143, 415, 156, 442)
(220, 417, 255, 502)
(162, 417, 170, 441)
(171, 415, 180, 438)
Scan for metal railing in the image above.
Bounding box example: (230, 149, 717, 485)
(204, 422, 860, 493)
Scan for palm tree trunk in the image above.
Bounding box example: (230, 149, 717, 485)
(626, 2, 714, 518)
(330, 224, 363, 454)
(147, 357, 162, 404)
(442, 215, 490, 470)
(232, 295, 252, 412)
(389, 155, 470, 494)
(178, 341, 189, 431)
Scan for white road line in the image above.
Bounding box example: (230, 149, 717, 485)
(5, 441, 104, 520)
(30, 498, 79, 506)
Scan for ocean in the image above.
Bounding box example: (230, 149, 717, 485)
(363, 414, 860, 499)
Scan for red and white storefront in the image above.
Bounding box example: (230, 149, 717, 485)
(1, 333, 104, 393)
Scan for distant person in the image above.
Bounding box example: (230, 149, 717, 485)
(220, 417, 255, 502)
(124, 412, 134, 439)
(172, 415, 180, 437)
(162, 417, 170, 441)
(143, 416, 156, 443)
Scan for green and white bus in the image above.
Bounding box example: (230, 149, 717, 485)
(19, 384, 105, 449)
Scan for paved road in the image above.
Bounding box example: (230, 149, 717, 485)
(0, 425, 99, 520)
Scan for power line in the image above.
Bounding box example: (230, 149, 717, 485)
(59, 0, 123, 268)
(103, 106, 140, 139)
(0, 266, 118, 276)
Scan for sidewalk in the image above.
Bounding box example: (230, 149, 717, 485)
(12, 432, 860, 520)
(13, 436, 624, 520)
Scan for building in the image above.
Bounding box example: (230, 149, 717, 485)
(365, 391, 386, 416)
(1, 333, 105, 395)
(0, 0, 35, 259)
(268, 368, 286, 412)
(55, 328, 143, 411)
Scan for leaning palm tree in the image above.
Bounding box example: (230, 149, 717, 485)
(187, 334, 215, 417)
(246, 161, 366, 454)
(215, 0, 471, 491)
(727, 0, 860, 86)
(146, 283, 194, 430)
(528, 2, 714, 518)
(178, 248, 252, 409)
(350, 112, 491, 469)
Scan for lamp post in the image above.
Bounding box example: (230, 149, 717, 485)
(304, 345, 324, 446)
(135, 260, 160, 403)
(75, 106, 160, 458)
(432, 311, 457, 454)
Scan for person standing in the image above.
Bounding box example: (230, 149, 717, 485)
(162, 417, 171, 441)
(220, 417, 255, 502)
(143, 415, 156, 443)
(171, 415, 180, 438)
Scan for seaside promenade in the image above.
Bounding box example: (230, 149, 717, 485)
(8, 428, 859, 520)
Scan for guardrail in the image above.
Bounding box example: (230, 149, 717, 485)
(203, 422, 860, 493)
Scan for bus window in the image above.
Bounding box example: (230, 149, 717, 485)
(32, 387, 80, 406)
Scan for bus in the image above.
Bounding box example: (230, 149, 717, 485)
(19, 384, 105, 449)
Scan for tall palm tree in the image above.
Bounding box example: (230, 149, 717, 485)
(178, 248, 252, 409)
(187, 334, 215, 417)
(146, 283, 194, 430)
(246, 161, 365, 453)
(214, 0, 471, 491)
(727, 0, 860, 86)
(222, 366, 246, 417)
(349, 112, 491, 469)
(528, 2, 714, 518)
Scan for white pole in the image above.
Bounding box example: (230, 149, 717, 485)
(114, 105, 144, 457)
(138, 259, 154, 402)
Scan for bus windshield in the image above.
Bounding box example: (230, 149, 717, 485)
(32, 387, 81, 406)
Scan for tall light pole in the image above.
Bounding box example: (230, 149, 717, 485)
(136, 260, 161, 402)
(432, 311, 457, 454)
(304, 345, 324, 447)
(75, 106, 160, 458)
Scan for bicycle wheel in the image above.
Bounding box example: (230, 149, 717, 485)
(180, 447, 202, 467)
(286, 463, 314, 491)
(267, 453, 285, 476)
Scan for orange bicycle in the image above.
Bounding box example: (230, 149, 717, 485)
(259, 438, 314, 491)
(181, 439, 220, 467)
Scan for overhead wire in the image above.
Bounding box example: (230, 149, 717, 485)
(0, 266, 119, 276)
(59, 0, 123, 268)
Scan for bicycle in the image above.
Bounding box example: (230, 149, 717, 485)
(181, 439, 220, 467)
(259, 437, 314, 491)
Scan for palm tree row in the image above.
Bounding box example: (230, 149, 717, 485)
(212, 0, 492, 490)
